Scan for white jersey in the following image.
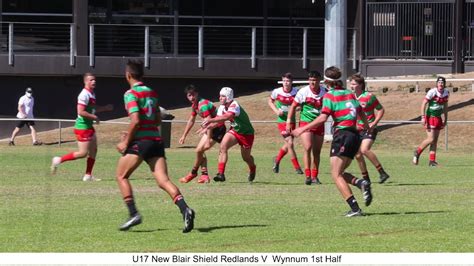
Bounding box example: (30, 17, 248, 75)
(294, 85, 326, 122)
(17, 95, 34, 119)
(77, 88, 96, 116)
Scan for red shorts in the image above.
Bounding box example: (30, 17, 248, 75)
(74, 128, 95, 142)
(277, 122, 295, 137)
(228, 129, 254, 149)
(299, 121, 324, 136)
(425, 116, 444, 130)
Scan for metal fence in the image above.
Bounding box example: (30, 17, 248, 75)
(0, 22, 71, 54)
(366, 1, 455, 60)
(465, 0, 474, 60)
(0, 21, 362, 69)
(91, 24, 328, 58)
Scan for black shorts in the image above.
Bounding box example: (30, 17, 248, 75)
(360, 127, 378, 141)
(211, 125, 226, 143)
(16, 120, 35, 128)
(330, 129, 361, 159)
(123, 139, 165, 162)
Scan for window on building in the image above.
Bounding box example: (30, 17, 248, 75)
(2, 0, 72, 22)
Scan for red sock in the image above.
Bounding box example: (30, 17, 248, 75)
(429, 152, 436, 161)
(249, 164, 256, 174)
(60, 152, 76, 163)
(304, 169, 311, 177)
(291, 158, 301, 170)
(218, 162, 226, 174)
(275, 149, 287, 164)
(417, 147, 423, 156)
(311, 169, 318, 178)
(86, 157, 95, 175)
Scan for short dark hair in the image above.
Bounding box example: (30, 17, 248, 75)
(308, 71, 322, 79)
(282, 72, 293, 80)
(437, 76, 446, 86)
(350, 73, 366, 91)
(324, 66, 342, 87)
(324, 66, 342, 80)
(184, 84, 198, 94)
(83, 72, 95, 80)
(126, 59, 144, 80)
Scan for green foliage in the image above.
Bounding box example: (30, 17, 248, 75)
(0, 145, 473, 252)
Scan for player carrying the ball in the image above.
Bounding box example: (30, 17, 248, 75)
(178, 85, 226, 184)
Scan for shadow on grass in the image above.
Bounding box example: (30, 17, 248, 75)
(232, 181, 304, 186)
(127, 228, 167, 233)
(176, 145, 196, 149)
(43, 140, 76, 145)
(384, 183, 444, 186)
(197, 224, 267, 233)
(365, 210, 447, 216)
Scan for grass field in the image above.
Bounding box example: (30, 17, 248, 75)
(1, 141, 473, 253)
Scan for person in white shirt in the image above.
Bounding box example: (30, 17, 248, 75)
(9, 87, 42, 146)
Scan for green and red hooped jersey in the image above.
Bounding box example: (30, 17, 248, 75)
(356, 91, 383, 130)
(425, 88, 449, 117)
(217, 100, 254, 135)
(75, 88, 96, 130)
(293, 85, 327, 122)
(321, 87, 361, 132)
(124, 82, 161, 141)
(191, 97, 217, 118)
(270, 87, 298, 123)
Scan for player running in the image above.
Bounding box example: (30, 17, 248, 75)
(50, 73, 113, 181)
(292, 66, 372, 217)
(286, 71, 326, 185)
(115, 60, 194, 233)
(268, 73, 303, 175)
(200, 87, 257, 183)
(413, 76, 449, 167)
(350, 74, 390, 184)
(178, 85, 226, 184)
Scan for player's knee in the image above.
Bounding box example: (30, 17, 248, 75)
(116, 172, 129, 181)
(360, 148, 370, 155)
(157, 178, 171, 189)
(243, 154, 253, 163)
(76, 151, 88, 158)
(200, 144, 211, 151)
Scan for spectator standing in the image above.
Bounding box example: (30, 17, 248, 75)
(9, 87, 42, 146)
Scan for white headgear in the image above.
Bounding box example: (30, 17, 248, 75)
(219, 87, 234, 103)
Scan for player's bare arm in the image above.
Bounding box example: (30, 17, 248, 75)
(179, 114, 196, 144)
(359, 111, 371, 131)
(292, 113, 327, 137)
(371, 106, 385, 128)
(77, 104, 98, 121)
(420, 99, 429, 125)
(202, 112, 234, 129)
(268, 97, 283, 116)
(443, 102, 448, 126)
(116, 112, 140, 154)
(286, 102, 298, 132)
